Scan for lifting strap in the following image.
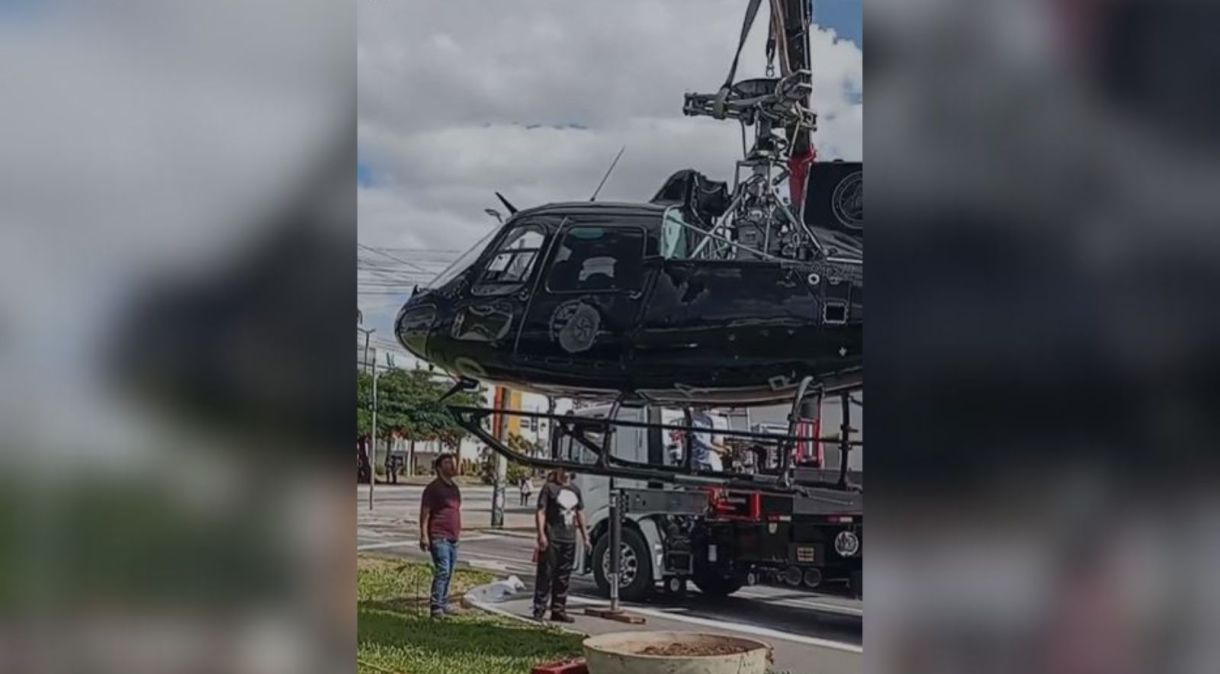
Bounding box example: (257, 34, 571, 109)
(766, 34, 776, 77)
(715, 0, 764, 117)
(770, 0, 792, 76)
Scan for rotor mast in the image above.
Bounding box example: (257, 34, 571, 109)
(681, 0, 821, 261)
(771, 0, 816, 213)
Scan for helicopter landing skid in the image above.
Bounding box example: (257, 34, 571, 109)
(447, 381, 862, 498)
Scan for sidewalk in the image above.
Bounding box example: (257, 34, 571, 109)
(392, 475, 486, 487)
(466, 503, 537, 533)
(359, 484, 539, 532)
(470, 594, 860, 674)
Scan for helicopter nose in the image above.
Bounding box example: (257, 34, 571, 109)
(394, 294, 436, 360)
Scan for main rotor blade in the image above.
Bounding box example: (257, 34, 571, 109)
(495, 191, 518, 214)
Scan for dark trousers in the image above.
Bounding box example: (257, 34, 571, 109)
(532, 539, 575, 613)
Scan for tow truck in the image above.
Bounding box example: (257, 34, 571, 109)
(567, 399, 863, 602)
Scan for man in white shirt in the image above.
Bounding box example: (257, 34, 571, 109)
(690, 407, 727, 472)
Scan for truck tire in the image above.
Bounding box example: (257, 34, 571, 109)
(692, 571, 743, 598)
(691, 546, 743, 598)
(592, 527, 653, 602)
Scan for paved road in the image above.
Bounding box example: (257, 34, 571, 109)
(358, 484, 862, 670)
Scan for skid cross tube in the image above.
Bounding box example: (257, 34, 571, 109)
(439, 377, 479, 403)
(838, 390, 854, 489)
(782, 376, 817, 480)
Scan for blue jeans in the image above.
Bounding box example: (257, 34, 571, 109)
(429, 539, 458, 613)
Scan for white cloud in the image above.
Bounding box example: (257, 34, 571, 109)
(357, 0, 862, 258)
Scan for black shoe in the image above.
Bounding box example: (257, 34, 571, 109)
(430, 609, 445, 620)
(549, 611, 575, 623)
(531, 609, 546, 621)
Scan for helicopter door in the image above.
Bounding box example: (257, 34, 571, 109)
(514, 223, 648, 381)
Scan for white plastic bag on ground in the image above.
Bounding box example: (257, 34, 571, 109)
(465, 575, 527, 604)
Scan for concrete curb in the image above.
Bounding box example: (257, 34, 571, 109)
(462, 582, 590, 637)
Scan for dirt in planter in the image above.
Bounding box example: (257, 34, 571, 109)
(638, 641, 750, 657)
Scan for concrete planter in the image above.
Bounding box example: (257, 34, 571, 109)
(583, 631, 772, 674)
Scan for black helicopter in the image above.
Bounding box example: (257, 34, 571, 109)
(395, 168, 861, 407)
(394, 0, 863, 495)
(396, 0, 862, 406)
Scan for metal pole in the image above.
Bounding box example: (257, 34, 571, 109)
(546, 396, 556, 456)
(682, 408, 695, 474)
(609, 486, 622, 613)
(357, 327, 374, 374)
(490, 386, 507, 528)
(606, 399, 622, 612)
(369, 366, 378, 510)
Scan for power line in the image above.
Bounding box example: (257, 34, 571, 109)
(364, 246, 463, 256)
(357, 243, 433, 273)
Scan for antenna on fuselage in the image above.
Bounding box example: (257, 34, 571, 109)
(589, 145, 627, 201)
(495, 192, 518, 215)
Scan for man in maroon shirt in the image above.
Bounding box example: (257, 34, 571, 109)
(419, 453, 462, 618)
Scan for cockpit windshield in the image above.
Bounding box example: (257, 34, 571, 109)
(423, 227, 499, 290)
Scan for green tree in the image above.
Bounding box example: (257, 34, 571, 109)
(357, 369, 373, 439)
(356, 367, 484, 469)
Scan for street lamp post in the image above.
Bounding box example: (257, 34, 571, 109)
(490, 386, 507, 528)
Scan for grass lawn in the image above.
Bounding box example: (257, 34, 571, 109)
(357, 555, 584, 674)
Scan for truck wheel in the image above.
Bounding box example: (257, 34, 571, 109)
(592, 527, 653, 602)
(692, 571, 743, 598)
(692, 548, 743, 598)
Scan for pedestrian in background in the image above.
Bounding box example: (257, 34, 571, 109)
(519, 474, 534, 506)
(532, 468, 588, 622)
(419, 453, 461, 619)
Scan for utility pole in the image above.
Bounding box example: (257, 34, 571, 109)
(368, 364, 378, 511)
(356, 327, 375, 374)
(490, 386, 508, 528)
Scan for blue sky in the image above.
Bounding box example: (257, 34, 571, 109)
(357, 160, 374, 188)
(814, 0, 862, 47)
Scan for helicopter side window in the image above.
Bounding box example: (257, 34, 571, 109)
(473, 225, 545, 295)
(546, 225, 644, 293)
(661, 209, 690, 259)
